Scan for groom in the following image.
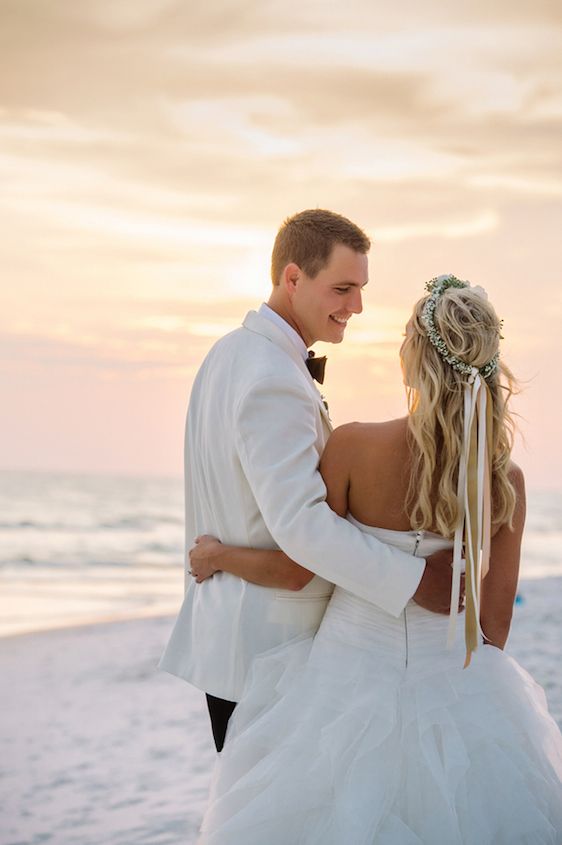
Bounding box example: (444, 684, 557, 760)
(160, 209, 455, 751)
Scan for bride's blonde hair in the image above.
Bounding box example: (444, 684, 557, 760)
(402, 285, 518, 537)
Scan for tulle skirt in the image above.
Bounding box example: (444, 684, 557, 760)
(199, 590, 562, 844)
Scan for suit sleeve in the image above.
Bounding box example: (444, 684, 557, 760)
(234, 373, 425, 617)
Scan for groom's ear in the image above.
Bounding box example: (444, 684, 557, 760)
(282, 263, 301, 300)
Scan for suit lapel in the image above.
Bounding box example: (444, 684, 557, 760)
(243, 310, 333, 434)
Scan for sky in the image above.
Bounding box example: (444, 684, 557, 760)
(1, 0, 561, 488)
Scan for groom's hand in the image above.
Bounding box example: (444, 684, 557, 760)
(412, 548, 465, 614)
(189, 535, 222, 583)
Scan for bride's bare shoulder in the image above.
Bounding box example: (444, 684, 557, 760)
(322, 418, 409, 466)
(328, 418, 408, 446)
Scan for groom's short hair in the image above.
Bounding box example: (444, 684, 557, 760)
(270, 209, 371, 285)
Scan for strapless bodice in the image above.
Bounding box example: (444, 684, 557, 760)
(346, 513, 453, 557)
(315, 515, 463, 669)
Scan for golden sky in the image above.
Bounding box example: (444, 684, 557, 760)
(1, 0, 561, 488)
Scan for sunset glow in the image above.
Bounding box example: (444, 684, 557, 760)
(2, 1, 561, 487)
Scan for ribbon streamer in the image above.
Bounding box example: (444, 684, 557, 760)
(447, 368, 493, 666)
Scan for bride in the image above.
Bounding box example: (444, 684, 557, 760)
(191, 275, 562, 844)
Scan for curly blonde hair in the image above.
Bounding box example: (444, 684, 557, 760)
(401, 285, 518, 537)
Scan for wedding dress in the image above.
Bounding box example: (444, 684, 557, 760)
(198, 520, 562, 844)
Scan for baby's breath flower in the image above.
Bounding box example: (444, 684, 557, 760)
(421, 275, 500, 380)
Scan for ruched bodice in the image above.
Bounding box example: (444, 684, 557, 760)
(318, 516, 461, 670)
(345, 515, 453, 558)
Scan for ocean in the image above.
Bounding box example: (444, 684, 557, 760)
(1, 470, 561, 638)
(0, 471, 185, 636)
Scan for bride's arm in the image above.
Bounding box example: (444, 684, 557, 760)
(188, 536, 314, 590)
(480, 465, 526, 649)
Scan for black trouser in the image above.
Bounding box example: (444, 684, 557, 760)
(205, 693, 237, 752)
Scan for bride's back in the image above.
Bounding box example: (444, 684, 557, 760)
(320, 418, 419, 533)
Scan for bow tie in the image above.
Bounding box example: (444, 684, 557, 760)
(306, 351, 327, 384)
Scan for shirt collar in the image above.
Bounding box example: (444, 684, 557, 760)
(258, 303, 308, 362)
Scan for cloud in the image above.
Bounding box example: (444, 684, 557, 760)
(0, 294, 259, 376)
(375, 210, 500, 242)
(2, 0, 561, 240)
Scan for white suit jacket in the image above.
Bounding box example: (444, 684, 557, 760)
(159, 310, 425, 701)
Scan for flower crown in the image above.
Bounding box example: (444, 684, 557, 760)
(421, 274, 500, 380)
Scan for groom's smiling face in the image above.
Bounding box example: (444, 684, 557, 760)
(287, 243, 368, 346)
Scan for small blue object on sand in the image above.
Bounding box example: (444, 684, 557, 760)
(514, 593, 524, 606)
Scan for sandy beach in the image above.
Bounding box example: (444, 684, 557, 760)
(1, 616, 214, 845)
(2, 576, 561, 845)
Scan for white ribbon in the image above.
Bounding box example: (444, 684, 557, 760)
(447, 368, 491, 653)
